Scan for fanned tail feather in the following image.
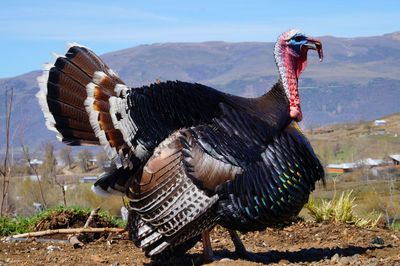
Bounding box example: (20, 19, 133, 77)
(36, 44, 130, 165)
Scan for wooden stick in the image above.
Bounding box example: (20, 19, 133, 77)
(84, 207, 100, 228)
(68, 207, 101, 248)
(7, 228, 125, 240)
(68, 235, 84, 248)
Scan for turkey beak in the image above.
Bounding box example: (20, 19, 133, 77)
(303, 38, 323, 62)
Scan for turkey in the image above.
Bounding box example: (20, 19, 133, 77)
(36, 29, 324, 261)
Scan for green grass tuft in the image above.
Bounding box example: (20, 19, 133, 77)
(305, 190, 381, 228)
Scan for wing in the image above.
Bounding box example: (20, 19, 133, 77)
(126, 128, 243, 256)
(108, 81, 244, 164)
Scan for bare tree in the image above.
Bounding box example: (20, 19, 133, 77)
(41, 142, 57, 183)
(0, 88, 13, 216)
(77, 149, 93, 172)
(95, 151, 108, 169)
(41, 142, 67, 207)
(59, 146, 73, 169)
(21, 144, 47, 208)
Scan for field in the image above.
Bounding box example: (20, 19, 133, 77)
(1, 221, 400, 265)
(1, 113, 400, 265)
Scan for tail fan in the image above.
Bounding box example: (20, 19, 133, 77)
(36, 43, 131, 166)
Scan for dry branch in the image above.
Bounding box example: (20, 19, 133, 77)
(68, 207, 101, 248)
(7, 227, 125, 240)
(84, 207, 100, 228)
(68, 235, 84, 248)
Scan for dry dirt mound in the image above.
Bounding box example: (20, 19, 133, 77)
(32, 209, 119, 242)
(34, 209, 115, 231)
(1, 221, 400, 265)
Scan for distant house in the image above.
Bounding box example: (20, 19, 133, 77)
(326, 163, 357, 174)
(374, 120, 386, 126)
(80, 176, 98, 183)
(88, 158, 97, 167)
(356, 158, 386, 168)
(28, 175, 41, 181)
(389, 154, 400, 165)
(102, 160, 113, 170)
(29, 159, 43, 167)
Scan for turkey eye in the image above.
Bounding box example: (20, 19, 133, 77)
(294, 36, 303, 42)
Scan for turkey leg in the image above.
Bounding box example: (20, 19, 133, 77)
(228, 229, 262, 261)
(201, 230, 215, 262)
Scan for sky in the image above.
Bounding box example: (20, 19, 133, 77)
(0, 0, 399, 78)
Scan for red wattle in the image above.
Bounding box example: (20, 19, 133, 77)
(290, 106, 302, 122)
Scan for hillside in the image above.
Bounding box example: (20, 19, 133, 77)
(307, 112, 400, 165)
(1, 32, 400, 150)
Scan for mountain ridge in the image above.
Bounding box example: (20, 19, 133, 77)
(1, 31, 399, 149)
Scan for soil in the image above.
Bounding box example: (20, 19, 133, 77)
(1, 221, 400, 265)
(34, 210, 116, 231)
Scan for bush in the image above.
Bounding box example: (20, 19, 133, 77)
(0, 216, 31, 236)
(305, 190, 381, 228)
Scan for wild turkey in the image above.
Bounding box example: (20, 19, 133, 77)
(37, 29, 324, 260)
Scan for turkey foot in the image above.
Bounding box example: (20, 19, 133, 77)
(228, 229, 263, 262)
(195, 230, 222, 264)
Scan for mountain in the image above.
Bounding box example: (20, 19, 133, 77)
(1, 32, 400, 150)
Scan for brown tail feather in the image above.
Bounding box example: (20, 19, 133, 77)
(37, 43, 128, 153)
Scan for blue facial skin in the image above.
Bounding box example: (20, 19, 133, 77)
(288, 34, 308, 55)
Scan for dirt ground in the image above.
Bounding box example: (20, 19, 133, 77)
(1, 221, 400, 265)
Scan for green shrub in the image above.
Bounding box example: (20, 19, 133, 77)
(0, 216, 31, 236)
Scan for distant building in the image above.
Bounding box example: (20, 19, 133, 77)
(374, 120, 386, 126)
(389, 154, 400, 165)
(28, 175, 42, 181)
(326, 163, 357, 174)
(80, 176, 98, 183)
(29, 159, 43, 167)
(88, 158, 97, 166)
(356, 158, 386, 168)
(102, 160, 113, 170)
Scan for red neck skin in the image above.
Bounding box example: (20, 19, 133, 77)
(280, 42, 308, 122)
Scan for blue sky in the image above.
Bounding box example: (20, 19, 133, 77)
(0, 0, 399, 78)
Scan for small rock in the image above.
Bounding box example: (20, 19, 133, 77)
(371, 236, 384, 245)
(339, 256, 351, 265)
(107, 239, 116, 245)
(278, 259, 290, 264)
(390, 234, 399, 241)
(220, 258, 233, 262)
(331, 253, 340, 263)
(47, 245, 62, 251)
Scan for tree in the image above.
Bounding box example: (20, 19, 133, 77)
(41, 142, 68, 207)
(21, 144, 47, 208)
(95, 151, 108, 169)
(41, 142, 57, 183)
(59, 146, 73, 169)
(77, 149, 93, 172)
(0, 88, 13, 216)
